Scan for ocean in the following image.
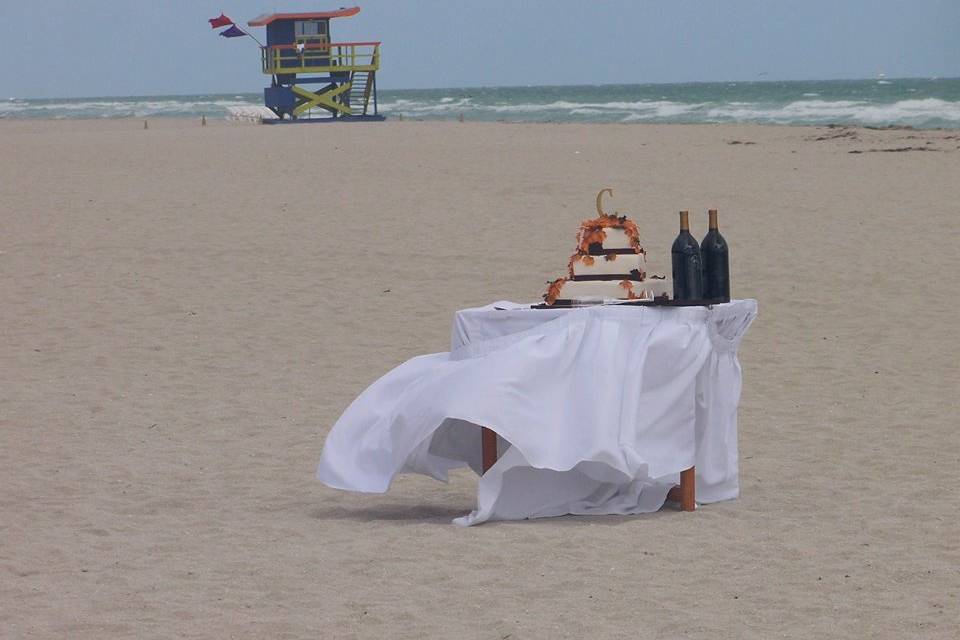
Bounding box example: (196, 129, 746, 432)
(4, 78, 960, 128)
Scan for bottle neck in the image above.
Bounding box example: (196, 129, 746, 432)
(679, 211, 690, 232)
(708, 209, 718, 230)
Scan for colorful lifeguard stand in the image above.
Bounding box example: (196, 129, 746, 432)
(247, 6, 382, 121)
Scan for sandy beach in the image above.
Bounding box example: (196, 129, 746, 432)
(1, 118, 958, 638)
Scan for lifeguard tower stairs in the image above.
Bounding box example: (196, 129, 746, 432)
(248, 7, 383, 122)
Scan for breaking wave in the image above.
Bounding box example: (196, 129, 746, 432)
(380, 95, 960, 128)
(3, 79, 960, 128)
(703, 98, 960, 125)
(0, 96, 259, 119)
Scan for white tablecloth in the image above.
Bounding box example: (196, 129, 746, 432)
(317, 299, 757, 525)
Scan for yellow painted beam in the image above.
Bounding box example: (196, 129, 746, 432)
(291, 83, 353, 117)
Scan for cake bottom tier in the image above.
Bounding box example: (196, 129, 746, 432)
(558, 278, 669, 301)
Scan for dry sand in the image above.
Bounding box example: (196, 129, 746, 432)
(1, 119, 958, 639)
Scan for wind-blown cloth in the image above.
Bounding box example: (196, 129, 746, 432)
(317, 300, 757, 525)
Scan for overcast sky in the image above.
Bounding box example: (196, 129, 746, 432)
(2, 0, 958, 98)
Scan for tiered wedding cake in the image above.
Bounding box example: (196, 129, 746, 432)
(543, 191, 664, 305)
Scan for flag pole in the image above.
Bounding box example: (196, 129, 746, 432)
(236, 25, 264, 48)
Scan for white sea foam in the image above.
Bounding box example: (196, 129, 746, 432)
(376, 95, 960, 127)
(0, 97, 258, 119)
(380, 97, 473, 113)
(487, 100, 705, 114)
(381, 99, 706, 120)
(3, 87, 960, 128)
(706, 98, 960, 124)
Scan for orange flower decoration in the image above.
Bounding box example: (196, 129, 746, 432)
(619, 281, 642, 300)
(543, 278, 567, 305)
(575, 213, 644, 255)
(566, 252, 595, 278)
(546, 199, 649, 303)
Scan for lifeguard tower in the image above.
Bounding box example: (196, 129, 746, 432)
(247, 6, 382, 121)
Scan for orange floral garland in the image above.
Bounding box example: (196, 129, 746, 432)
(619, 280, 641, 300)
(546, 212, 649, 305)
(543, 277, 567, 305)
(577, 213, 643, 254)
(566, 213, 646, 277)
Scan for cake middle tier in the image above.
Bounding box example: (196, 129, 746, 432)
(570, 252, 646, 277)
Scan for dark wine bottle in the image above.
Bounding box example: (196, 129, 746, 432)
(701, 209, 730, 302)
(671, 210, 703, 301)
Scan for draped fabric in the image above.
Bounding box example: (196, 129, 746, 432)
(317, 300, 757, 525)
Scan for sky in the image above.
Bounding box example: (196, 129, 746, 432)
(1, 0, 958, 98)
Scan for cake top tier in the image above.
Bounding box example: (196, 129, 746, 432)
(574, 212, 645, 256)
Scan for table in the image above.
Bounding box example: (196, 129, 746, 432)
(317, 299, 757, 525)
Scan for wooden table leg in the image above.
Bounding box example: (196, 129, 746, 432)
(666, 466, 696, 511)
(481, 427, 498, 473)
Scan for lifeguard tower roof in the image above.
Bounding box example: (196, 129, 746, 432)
(248, 6, 360, 26)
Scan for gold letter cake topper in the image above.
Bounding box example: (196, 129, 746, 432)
(596, 188, 618, 217)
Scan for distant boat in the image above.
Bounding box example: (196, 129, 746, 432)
(876, 72, 891, 85)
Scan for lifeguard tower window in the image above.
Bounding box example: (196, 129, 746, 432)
(295, 20, 328, 40)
